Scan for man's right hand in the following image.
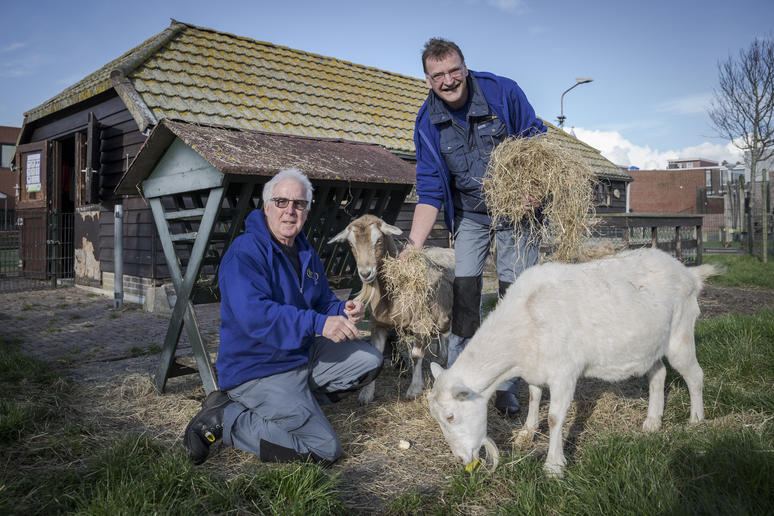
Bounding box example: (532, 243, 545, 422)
(322, 315, 360, 342)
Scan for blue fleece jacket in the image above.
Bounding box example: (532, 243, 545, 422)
(215, 210, 346, 391)
(413, 70, 546, 232)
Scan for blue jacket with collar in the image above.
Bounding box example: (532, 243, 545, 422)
(216, 209, 345, 391)
(413, 70, 546, 232)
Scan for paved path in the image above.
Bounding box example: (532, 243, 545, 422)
(0, 287, 221, 384)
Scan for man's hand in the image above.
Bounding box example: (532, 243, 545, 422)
(343, 300, 365, 323)
(322, 315, 360, 342)
(523, 195, 541, 211)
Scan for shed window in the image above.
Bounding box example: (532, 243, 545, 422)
(1, 144, 14, 169)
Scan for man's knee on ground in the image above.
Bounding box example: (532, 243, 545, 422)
(259, 437, 341, 466)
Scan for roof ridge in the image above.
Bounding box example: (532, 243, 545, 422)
(23, 20, 186, 122)
(172, 20, 426, 84)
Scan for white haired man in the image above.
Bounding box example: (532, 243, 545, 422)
(184, 168, 383, 465)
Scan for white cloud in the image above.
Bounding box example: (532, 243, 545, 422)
(485, 0, 527, 12)
(0, 42, 26, 53)
(570, 127, 743, 169)
(656, 93, 713, 115)
(464, 0, 527, 13)
(0, 53, 46, 78)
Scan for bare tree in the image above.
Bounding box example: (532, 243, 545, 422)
(709, 36, 774, 260)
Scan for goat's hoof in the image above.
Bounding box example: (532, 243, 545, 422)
(357, 387, 375, 405)
(642, 417, 662, 433)
(543, 462, 566, 479)
(404, 389, 423, 400)
(514, 429, 535, 448)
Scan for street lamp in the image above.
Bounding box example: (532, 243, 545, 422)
(557, 77, 593, 128)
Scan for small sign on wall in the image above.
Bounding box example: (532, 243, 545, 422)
(26, 152, 41, 193)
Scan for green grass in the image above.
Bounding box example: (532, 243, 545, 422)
(0, 333, 345, 515)
(129, 344, 162, 357)
(703, 253, 774, 289)
(1, 256, 772, 514)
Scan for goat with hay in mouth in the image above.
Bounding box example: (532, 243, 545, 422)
(329, 214, 454, 404)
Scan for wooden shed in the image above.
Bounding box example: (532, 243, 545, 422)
(115, 119, 415, 392)
(13, 19, 630, 304)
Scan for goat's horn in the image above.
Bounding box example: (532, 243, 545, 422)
(481, 436, 499, 472)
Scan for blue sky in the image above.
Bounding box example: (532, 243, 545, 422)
(1, 0, 772, 169)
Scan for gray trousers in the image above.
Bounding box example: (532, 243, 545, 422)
(448, 217, 539, 394)
(222, 336, 382, 463)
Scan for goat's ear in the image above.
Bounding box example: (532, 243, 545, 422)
(327, 226, 350, 244)
(451, 383, 472, 401)
(379, 221, 402, 236)
(430, 361, 444, 379)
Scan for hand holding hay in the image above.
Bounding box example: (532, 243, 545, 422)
(380, 247, 453, 343)
(482, 133, 597, 263)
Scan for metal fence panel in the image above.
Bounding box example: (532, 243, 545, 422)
(0, 210, 74, 292)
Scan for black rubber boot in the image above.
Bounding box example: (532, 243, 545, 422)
(259, 439, 332, 466)
(201, 389, 230, 410)
(452, 276, 483, 338)
(184, 391, 230, 465)
(494, 390, 520, 417)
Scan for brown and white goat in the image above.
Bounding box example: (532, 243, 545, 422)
(328, 214, 454, 404)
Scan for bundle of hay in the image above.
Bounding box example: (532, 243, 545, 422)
(483, 133, 597, 263)
(379, 247, 454, 345)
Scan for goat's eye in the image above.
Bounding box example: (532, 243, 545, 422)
(446, 414, 454, 423)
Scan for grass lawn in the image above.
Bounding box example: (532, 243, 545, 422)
(1, 253, 772, 514)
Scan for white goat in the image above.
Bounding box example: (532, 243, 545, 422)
(329, 214, 454, 404)
(428, 248, 718, 478)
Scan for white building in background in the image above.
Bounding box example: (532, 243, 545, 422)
(742, 151, 774, 183)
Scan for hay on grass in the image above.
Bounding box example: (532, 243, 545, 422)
(483, 133, 597, 263)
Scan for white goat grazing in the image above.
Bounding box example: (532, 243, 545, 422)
(328, 214, 454, 404)
(428, 248, 718, 478)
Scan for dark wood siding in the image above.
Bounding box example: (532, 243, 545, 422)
(98, 110, 144, 200)
(594, 178, 629, 214)
(394, 201, 450, 248)
(23, 92, 150, 282)
(25, 92, 144, 203)
(99, 197, 167, 279)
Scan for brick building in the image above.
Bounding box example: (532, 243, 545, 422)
(629, 159, 725, 214)
(0, 126, 20, 229)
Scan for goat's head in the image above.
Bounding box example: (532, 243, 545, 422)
(428, 362, 499, 471)
(328, 215, 401, 284)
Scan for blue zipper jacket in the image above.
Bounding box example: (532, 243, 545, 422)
(413, 70, 546, 232)
(216, 209, 346, 391)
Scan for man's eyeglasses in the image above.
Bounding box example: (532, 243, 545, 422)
(428, 67, 465, 84)
(270, 197, 309, 211)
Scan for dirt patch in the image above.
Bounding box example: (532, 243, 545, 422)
(698, 284, 774, 319)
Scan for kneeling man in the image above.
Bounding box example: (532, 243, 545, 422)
(184, 168, 382, 465)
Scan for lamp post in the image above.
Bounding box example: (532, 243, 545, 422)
(557, 77, 593, 128)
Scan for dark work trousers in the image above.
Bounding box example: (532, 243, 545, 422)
(448, 217, 539, 394)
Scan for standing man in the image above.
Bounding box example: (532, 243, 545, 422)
(404, 38, 546, 416)
(184, 168, 383, 465)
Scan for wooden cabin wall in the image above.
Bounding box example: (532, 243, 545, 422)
(594, 178, 629, 214)
(98, 198, 167, 280)
(395, 202, 450, 248)
(24, 92, 154, 281)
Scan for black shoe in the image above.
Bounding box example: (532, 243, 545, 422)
(202, 389, 230, 410)
(184, 391, 229, 465)
(494, 390, 520, 417)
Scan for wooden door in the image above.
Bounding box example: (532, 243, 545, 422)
(16, 141, 48, 210)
